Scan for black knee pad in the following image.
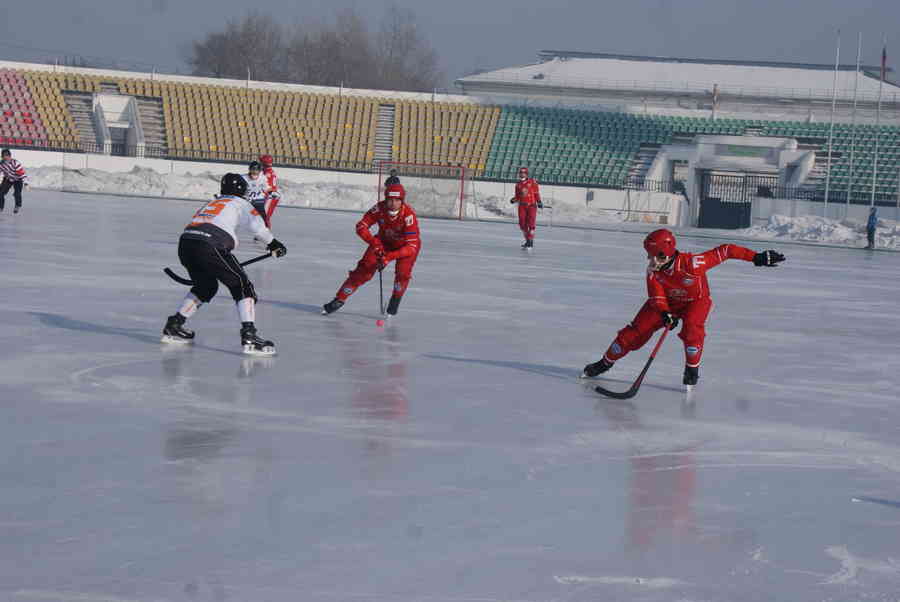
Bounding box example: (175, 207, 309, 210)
(228, 280, 257, 303)
(191, 279, 218, 304)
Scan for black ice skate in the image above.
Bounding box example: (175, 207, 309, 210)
(13, 206, 19, 214)
(161, 313, 194, 344)
(683, 365, 699, 387)
(386, 295, 402, 316)
(581, 357, 614, 378)
(322, 298, 344, 315)
(521, 239, 533, 249)
(241, 322, 275, 356)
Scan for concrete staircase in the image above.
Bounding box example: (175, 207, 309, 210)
(62, 91, 100, 149)
(374, 104, 395, 164)
(627, 144, 661, 183)
(135, 96, 168, 153)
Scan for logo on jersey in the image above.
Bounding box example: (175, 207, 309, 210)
(405, 215, 414, 226)
(682, 278, 695, 286)
(670, 288, 687, 297)
(343, 287, 353, 295)
(692, 256, 706, 268)
(611, 342, 622, 355)
(686, 346, 700, 356)
(393, 283, 403, 292)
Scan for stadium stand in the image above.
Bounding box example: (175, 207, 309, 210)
(0, 69, 51, 147)
(2, 64, 898, 199)
(484, 106, 900, 195)
(392, 101, 500, 174)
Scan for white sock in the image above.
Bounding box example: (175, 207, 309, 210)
(177, 293, 201, 319)
(236, 297, 255, 323)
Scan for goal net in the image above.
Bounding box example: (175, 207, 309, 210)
(376, 161, 467, 220)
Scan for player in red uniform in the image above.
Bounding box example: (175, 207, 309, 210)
(509, 166, 542, 248)
(322, 183, 421, 316)
(258, 154, 280, 228)
(582, 229, 785, 386)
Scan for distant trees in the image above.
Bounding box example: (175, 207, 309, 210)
(186, 6, 443, 92)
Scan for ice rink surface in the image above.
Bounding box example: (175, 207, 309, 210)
(2, 190, 900, 602)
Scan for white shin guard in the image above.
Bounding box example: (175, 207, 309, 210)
(178, 293, 202, 319)
(236, 297, 256, 324)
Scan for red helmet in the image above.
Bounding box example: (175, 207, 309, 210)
(259, 154, 273, 167)
(385, 183, 405, 202)
(517, 166, 528, 180)
(644, 229, 677, 258)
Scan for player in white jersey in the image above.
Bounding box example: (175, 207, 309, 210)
(161, 173, 288, 355)
(243, 161, 269, 217)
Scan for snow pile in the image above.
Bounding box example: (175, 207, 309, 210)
(739, 214, 900, 249)
(27, 166, 374, 211)
(27, 165, 635, 224)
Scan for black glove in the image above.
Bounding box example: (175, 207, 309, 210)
(509, 198, 518, 204)
(537, 201, 544, 209)
(267, 238, 287, 258)
(661, 311, 679, 330)
(753, 250, 785, 267)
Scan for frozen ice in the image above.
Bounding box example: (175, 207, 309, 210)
(1, 190, 900, 601)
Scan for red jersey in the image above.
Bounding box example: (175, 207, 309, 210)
(356, 201, 421, 258)
(514, 178, 541, 206)
(647, 244, 756, 312)
(262, 166, 278, 196)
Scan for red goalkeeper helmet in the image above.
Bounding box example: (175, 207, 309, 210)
(385, 183, 405, 201)
(517, 166, 528, 180)
(259, 154, 273, 167)
(644, 228, 677, 258)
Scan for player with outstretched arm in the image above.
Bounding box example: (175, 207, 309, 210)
(582, 229, 785, 388)
(322, 183, 420, 317)
(161, 173, 287, 355)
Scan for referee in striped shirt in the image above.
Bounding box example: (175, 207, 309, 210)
(0, 149, 27, 214)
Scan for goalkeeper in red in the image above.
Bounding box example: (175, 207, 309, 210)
(582, 229, 785, 386)
(322, 183, 421, 317)
(510, 166, 542, 248)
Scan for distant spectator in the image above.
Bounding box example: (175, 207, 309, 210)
(865, 207, 878, 250)
(385, 168, 400, 188)
(0, 148, 26, 214)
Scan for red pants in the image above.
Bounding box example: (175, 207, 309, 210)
(518, 203, 537, 240)
(604, 299, 712, 368)
(336, 246, 418, 302)
(264, 196, 279, 226)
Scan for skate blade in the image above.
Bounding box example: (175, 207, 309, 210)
(243, 344, 276, 356)
(161, 335, 193, 345)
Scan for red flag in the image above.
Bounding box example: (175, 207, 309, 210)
(881, 43, 887, 81)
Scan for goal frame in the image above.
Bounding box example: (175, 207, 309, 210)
(376, 160, 467, 221)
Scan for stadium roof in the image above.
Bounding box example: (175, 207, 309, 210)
(457, 51, 900, 103)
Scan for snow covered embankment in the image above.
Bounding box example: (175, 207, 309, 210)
(27, 166, 375, 212)
(738, 214, 900, 250)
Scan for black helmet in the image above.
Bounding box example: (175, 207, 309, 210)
(248, 160, 262, 173)
(220, 173, 248, 198)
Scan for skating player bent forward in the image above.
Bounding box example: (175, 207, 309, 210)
(583, 229, 785, 387)
(322, 183, 420, 317)
(161, 173, 287, 355)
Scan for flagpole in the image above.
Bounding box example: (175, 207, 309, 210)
(870, 35, 886, 207)
(824, 30, 840, 217)
(846, 32, 862, 212)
